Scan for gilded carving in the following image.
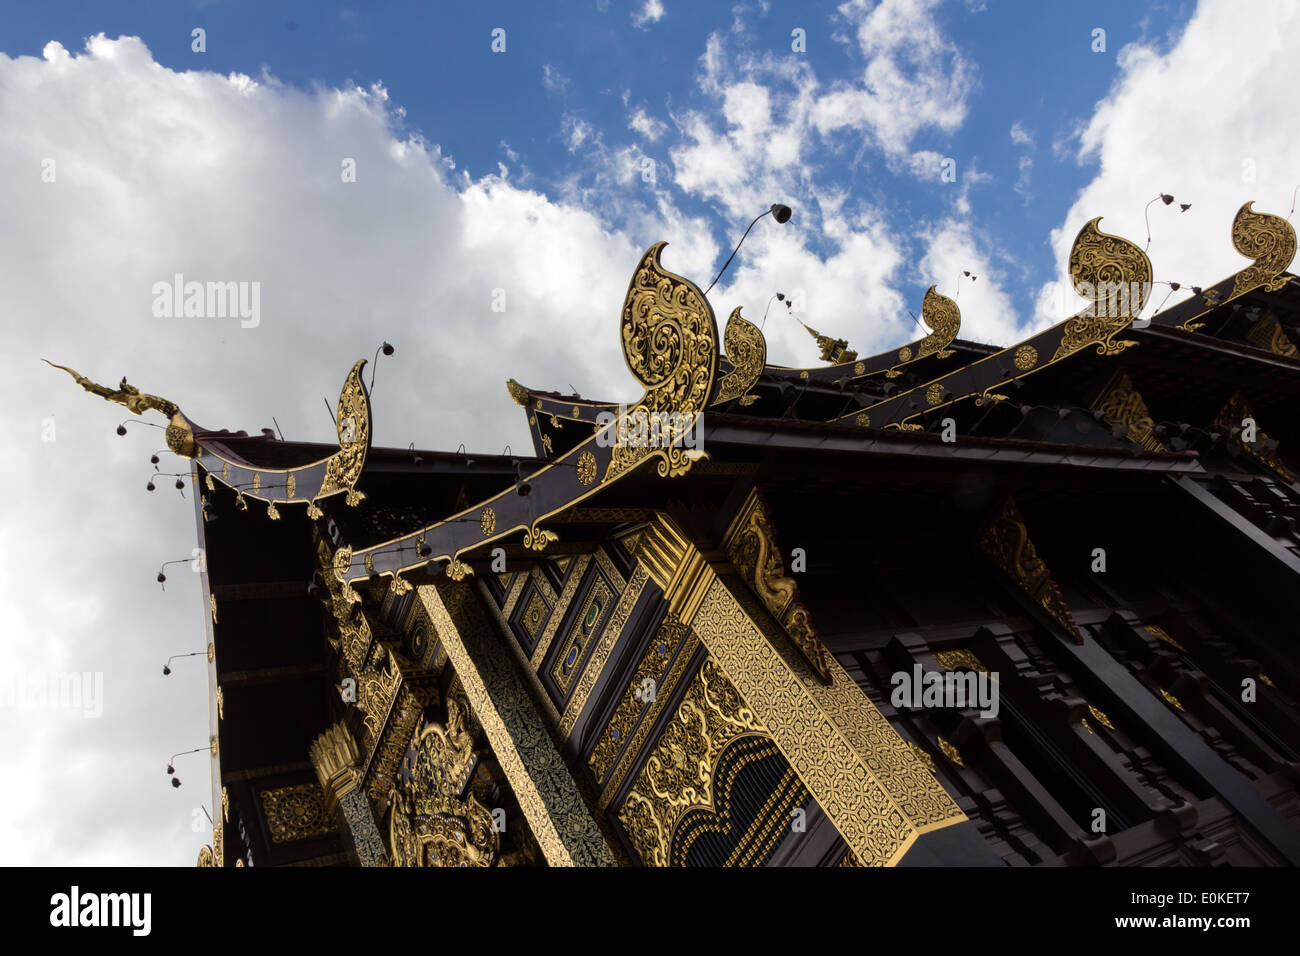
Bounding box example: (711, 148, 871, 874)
(712, 307, 766, 405)
(575, 450, 598, 485)
(1214, 392, 1294, 481)
(1229, 201, 1297, 301)
(44, 361, 197, 457)
(1051, 218, 1151, 362)
(505, 378, 531, 406)
(936, 736, 964, 767)
(260, 784, 335, 843)
(688, 576, 965, 866)
(558, 564, 648, 738)
(1092, 370, 1168, 452)
(605, 243, 717, 481)
(721, 492, 833, 683)
(934, 649, 987, 673)
(589, 614, 688, 786)
(480, 507, 496, 536)
(978, 494, 1083, 644)
(1014, 345, 1038, 370)
(319, 359, 372, 505)
(1245, 316, 1298, 357)
(389, 699, 499, 867)
(446, 557, 474, 581)
(618, 658, 767, 866)
(914, 286, 960, 361)
(416, 579, 616, 865)
(523, 525, 558, 551)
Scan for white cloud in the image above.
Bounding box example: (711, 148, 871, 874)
(628, 106, 668, 141)
(1009, 121, 1033, 148)
(813, 0, 977, 158)
(918, 219, 1023, 345)
(632, 0, 666, 29)
(542, 63, 570, 94)
(0, 34, 689, 865)
(1038, 0, 1300, 323)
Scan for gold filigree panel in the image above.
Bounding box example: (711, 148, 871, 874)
(260, 784, 336, 844)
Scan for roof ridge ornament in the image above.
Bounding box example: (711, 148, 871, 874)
(829, 216, 1150, 430)
(45, 360, 196, 457)
(711, 307, 765, 406)
(606, 241, 718, 481)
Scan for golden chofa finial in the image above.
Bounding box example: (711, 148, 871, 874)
(801, 322, 857, 365)
(44, 359, 197, 457)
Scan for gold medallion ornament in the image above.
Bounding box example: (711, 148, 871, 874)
(856, 412, 870, 427)
(1014, 345, 1038, 370)
(854, 361, 866, 375)
(925, 382, 945, 406)
(898, 345, 913, 362)
(605, 243, 718, 482)
(711, 307, 766, 405)
(251, 473, 261, 494)
(575, 450, 597, 485)
(480, 507, 496, 536)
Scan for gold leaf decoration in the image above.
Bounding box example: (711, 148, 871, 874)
(605, 243, 718, 482)
(712, 307, 766, 404)
(575, 450, 598, 485)
(480, 507, 496, 536)
(1052, 217, 1151, 363)
(1230, 201, 1297, 300)
(1014, 344, 1038, 370)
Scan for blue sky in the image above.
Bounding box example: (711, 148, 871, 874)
(3, 0, 1297, 865)
(5, 0, 1196, 331)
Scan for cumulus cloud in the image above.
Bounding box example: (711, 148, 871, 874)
(1038, 0, 1300, 323)
(0, 34, 668, 865)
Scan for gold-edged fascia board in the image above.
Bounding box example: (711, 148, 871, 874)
(720, 491, 833, 684)
(765, 285, 961, 387)
(1151, 201, 1296, 332)
(830, 217, 1152, 430)
(45, 360, 197, 457)
(338, 242, 720, 591)
(1245, 314, 1299, 358)
(1214, 392, 1295, 482)
(978, 493, 1084, 644)
(1090, 369, 1168, 453)
(50, 357, 375, 514)
(197, 358, 373, 513)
